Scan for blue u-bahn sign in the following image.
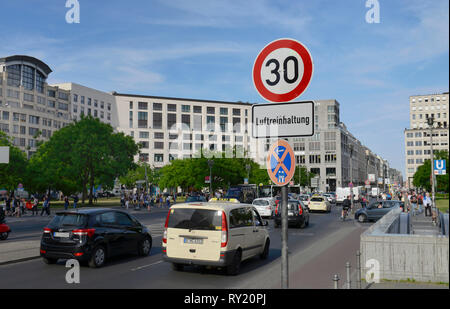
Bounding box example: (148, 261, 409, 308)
(434, 160, 446, 175)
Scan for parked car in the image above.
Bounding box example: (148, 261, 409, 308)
(355, 200, 403, 223)
(274, 200, 310, 228)
(162, 200, 270, 275)
(98, 191, 116, 198)
(40, 209, 152, 268)
(308, 195, 331, 213)
(252, 197, 276, 218)
(185, 195, 207, 203)
(323, 193, 336, 204)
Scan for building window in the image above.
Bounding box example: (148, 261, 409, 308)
(153, 113, 162, 129)
(154, 132, 164, 139)
(87, 98, 91, 105)
(138, 112, 148, 128)
(154, 142, 164, 149)
(220, 117, 228, 132)
(139, 153, 149, 162)
(22, 65, 35, 90)
(139, 131, 149, 139)
(154, 154, 164, 162)
(181, 114, 190, 130)
(193, 106, 202, 113)
(207, 116, 215, 131)
(233, 118, 241, 133)
(167, 104, 177, 112)
(23, 93, 34, 102)
(36, 71, 45, 93)
(167, 113, 177, 130)
(181, 105, 190, 113)
(140, 141, 149, 149)
(207, 107, 215, 114)
(6, 64, 21, 87)
(139, 102, 149, 110)
(232, 108, 241, 116)
(153, 102, 162, 111)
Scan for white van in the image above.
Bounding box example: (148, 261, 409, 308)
(162, 200, 270, 275)
(336, 187, 351, 205)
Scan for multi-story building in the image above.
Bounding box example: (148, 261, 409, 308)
(0, 55, 72, 158)
(113, 93, 253, 168)
(52, 83, 118, 127)
(404, 92, 449, 186)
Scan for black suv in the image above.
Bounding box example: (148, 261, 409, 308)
(274, 200, 310, 228)
(40, 209, 152, 268)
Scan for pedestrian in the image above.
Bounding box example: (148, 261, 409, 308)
(73, 195, 78, 209)
(32, 196, 39, 216)
(424, 192, 432, 217)
(126, 196, 130, 210)
(417, 193, 424, 214)
(166, 195, 171, 207)
(5, 195, 11, 217)
(64, 196, 69, 210)
(13, 196, 21, 217)
(120, 195, 125, 208)
(410, 192, 418, 215)
(159, 195, 163, 208)
(41, 196, 48, 216)
(150, 195, 154, 210)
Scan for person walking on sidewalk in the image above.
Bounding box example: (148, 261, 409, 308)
(73, 195, 78, 209)
(410, 192, 418, 216)
(424, 192, 432, 217)
(64, 196, 70, 211)
(32, 196, 39, 216)
(41, 196, 49, 216)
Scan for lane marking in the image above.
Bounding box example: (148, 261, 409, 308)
(131, 260, 163, 271)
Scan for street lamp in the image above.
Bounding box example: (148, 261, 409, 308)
(427, 116, 437, 223)
(349, 144, 354, 213)
(208, 159, 214, 195)
(245, 163, 251, 184)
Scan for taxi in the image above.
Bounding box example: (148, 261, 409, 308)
(307, 195, 331, 213)
(162, 199, 270, 275)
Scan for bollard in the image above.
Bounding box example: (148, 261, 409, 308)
(333, 274, 340, 289)
(356, 251, 362, 289)
(346, 262, 351, 289)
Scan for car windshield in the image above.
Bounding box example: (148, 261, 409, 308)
(253, 200, 269, 206)
(311, 197, 324, 202)
(288, 202, 299, 210)
(48, 213, 88, 229)
(168, 209, 222, 231)
(186, 196, 202, 202)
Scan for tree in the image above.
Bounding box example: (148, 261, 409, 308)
(0, 132, 28, 193)
(413, 150, 449, 193)
(29, 116, 139, 204)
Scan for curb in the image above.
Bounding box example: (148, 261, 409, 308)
(0, 255, 41, 266)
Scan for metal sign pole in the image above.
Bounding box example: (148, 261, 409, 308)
(281, 185, 289, 289)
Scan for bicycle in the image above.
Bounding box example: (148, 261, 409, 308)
(341, 207, 350, 221)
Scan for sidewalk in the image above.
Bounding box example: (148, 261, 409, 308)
(366, 281, 448, 289)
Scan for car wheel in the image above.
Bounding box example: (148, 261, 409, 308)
(42, 257, 58, 265)
(138, 236, 152, 256)
(358, 214, 367, 223)
(0, 232, 9, 240)
(299, 219, 306, 229)
(260, 239, 270, 260)
(226, 250, 242, 276)
(88, 245, 106, 268)
(172, 263, 184, 271)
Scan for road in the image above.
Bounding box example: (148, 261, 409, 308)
(0, 204, 371, 289)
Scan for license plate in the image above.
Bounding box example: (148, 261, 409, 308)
(54, 232, 70, 238)
(288, 211, 294, 216)
(184, 238, 203, 245)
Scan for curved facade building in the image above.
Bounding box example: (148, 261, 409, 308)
(0, 55, 71, 157)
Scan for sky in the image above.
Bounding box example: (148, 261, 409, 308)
(1, 0, 448, 177)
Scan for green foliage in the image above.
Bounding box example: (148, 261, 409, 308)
(27, 116, 139, 204)
(413, 150, 449, 193)
(0, 132, 28, 192)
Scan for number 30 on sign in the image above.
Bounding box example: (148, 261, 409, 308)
(253, 38, 314, 103)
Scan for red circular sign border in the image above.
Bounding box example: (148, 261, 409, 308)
(266, 139, 296, 186)
(253, 38, 314, 103)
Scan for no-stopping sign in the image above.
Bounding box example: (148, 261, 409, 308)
(253, 38, 314, 103)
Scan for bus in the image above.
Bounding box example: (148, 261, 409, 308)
(225, 184, 257, 204)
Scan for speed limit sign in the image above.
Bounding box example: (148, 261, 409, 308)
(253, 38, 314, 103)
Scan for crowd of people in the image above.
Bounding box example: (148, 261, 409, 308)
(0, 195, 52, 218)
(120, 192, 177, 211)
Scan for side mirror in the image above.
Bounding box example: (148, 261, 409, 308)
(263, 221, 269, 227)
